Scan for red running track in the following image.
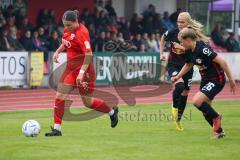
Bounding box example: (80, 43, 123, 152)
(0, 83, 239, 112)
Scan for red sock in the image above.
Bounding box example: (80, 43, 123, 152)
(90, 98, 111, 113)
(54, 98, 65, 124)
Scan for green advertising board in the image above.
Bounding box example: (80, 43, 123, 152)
(94, 52, 162, 86)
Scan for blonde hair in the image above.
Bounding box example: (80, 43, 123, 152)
(178, 12, 209, 42)
(178, 27, 198, 42)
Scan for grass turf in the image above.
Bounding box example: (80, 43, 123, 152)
(0, 100, 240, 160)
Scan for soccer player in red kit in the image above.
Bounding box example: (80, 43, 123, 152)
(45, 10, 118, 136)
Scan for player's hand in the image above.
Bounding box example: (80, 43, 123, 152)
(171, 76, 180, 82)
(173, 42, 185, 54)
(160, 54, 166, 61)
(173, 42, 183, 49)
(53, 52, 60, 63)
(76, 72, 84, 87)
(229, 79, 236, 94)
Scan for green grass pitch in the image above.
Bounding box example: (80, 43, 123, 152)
(0, 100, 240, 160)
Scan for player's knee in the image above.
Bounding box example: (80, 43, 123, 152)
(55, 92, 66, 100)
(192, 97, 202, 107)
(174, 82, 185, 95)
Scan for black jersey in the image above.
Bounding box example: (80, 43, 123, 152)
(163, 28, 185, 66)
(183, 41, 225, 84)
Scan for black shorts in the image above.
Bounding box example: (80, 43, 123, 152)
(167, 65, 193, 90)
(200, 81, 225, 100)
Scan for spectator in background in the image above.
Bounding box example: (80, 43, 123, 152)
(162, 11, 175, 30)
(0, 28, 14, 51)
(95, 31, 106, 52)
(19, 30, 34, 51)
(5, 16, 16, 29)
(88, 23, 96, 51)
(95, 10, 109, 30)
(142, 32, 150, 51)
(110, 31, 118, 42)
(155, 33, 161, 52)
(147, 33, 158, 52)
(130, 13, 143, 35)
(8, 26, 24, 51)
(153, 13, 165, 34)
(132, 34, 142, 51)
(36, 8, 49, 27)
(139, 44, 146, 52)
(105, 31, 111, 41)
(13, 0, 26, 16)
(118, 18, 130, 40)
(169, 8, 181, 25)
(4, 5, 15, 18)
(117, 32, 124, 42)
(19, 17, 34, 35)
(142, 16, 154, 34)
(105, 0, 117, 17)
(80, 8, 94, 25)
(48, 9, 57, 34)
(48, 31, 60, 51)
(96, 0, 108, 14)
(211, 24, 226, 48)
(225, 32, 240, 52)
(0, 10, 6, 28)
(142, 4, 156, 18)
(38, 27, 48, 47)
(32, 31, 49, 62)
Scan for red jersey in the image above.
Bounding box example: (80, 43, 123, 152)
(62, 23, 92, 59)
(61, 23, 95, 84)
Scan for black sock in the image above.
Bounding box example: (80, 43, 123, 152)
(197, 102, 219, 125)
(203, 113, 223, 133)
(204, 115, 213, 126)
(177, 95, 188, 121)
(172, 91, 179, 109)
(172, 82, 185, 108)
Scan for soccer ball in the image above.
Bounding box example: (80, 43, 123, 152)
(22, 120, 41, 137)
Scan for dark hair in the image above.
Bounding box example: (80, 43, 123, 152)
(62, 10, 79, 22)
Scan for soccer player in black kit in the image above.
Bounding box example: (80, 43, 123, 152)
(160, 12, 208, 131)
(172, 27, 236, 138)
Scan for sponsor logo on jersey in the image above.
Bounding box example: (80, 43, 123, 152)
(62, 38, 71, 48)
(196, 58, 202, 64)
(84, 41, 91, 49)
(172, 71, 178, 76)
(70, 33, 75, 40)
(203, 48, 212, 56)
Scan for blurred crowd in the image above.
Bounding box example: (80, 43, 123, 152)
(0, 0, 239, 62)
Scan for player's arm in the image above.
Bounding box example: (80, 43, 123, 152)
(160, 35, 166, 60)
(171, 63, 194, 82)
(53, 44, 65, 63)
(80, 50, 93, 73)
(213, 55, 236, 93)
(77, 30, 93, 84)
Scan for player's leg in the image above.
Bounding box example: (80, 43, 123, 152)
(168, 67, 185, 122)
(80, 94, 119, 128)
(177, 89, 189, 121)
(192, 84, 225, 138)
(45, 83, 73, 137)
(78, 80, 119, 128)
(171, 78, 185, 131)
(177, 69, 193, 122)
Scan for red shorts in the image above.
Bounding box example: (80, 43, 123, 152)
(59, 67, 95, 95)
